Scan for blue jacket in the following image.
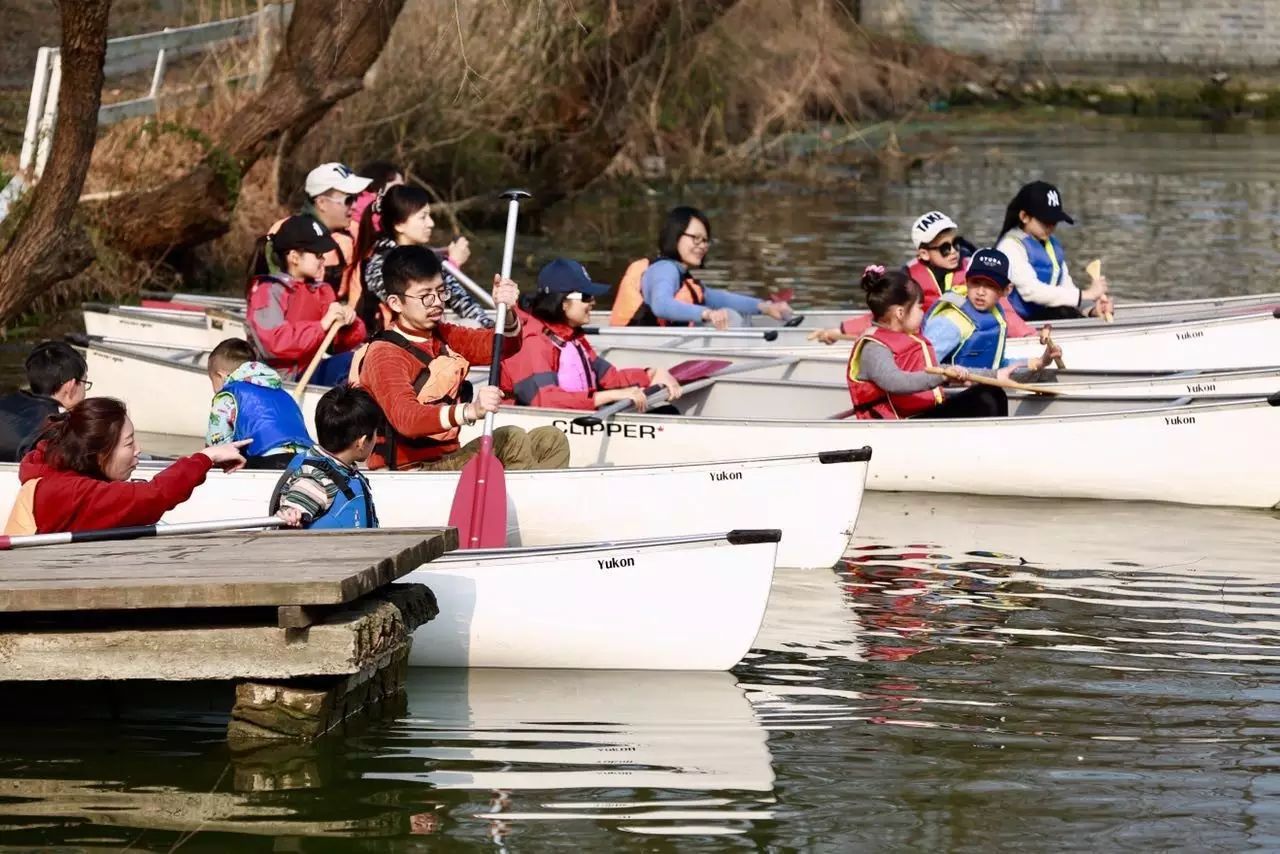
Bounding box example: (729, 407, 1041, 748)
(270, 448, 379, 529)
(225, 379, 313, 459)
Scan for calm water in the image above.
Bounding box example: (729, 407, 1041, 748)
(3, 116, 1280, 850)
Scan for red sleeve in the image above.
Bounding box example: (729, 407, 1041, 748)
(500, 333, 596, 410)
(360, 345, 458, 438)
(840, 315, 874, 337)
(438, 322, 522, 367)
(598, 364, 650, 390)
(38, 455, 213, 533)
(334, 314, 368, 352)
(248, 280, 327, 363)
(1001, 297, 1038, 337)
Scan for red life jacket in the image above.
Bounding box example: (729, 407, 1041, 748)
(845, 326, 944, 420)
(905, 259, 966, 315)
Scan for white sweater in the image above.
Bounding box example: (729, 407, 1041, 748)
(996, 230, 1082, 309)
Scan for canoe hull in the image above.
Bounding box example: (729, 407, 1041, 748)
(0, 450, 868, 569)
(460, 397, 1280, 508)
(407, 533, 778, 669)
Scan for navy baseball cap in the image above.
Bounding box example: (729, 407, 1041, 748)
(536, 258, 612, 297)
(1015, 180, 1074, 225)
(966, 248, 1010, 288)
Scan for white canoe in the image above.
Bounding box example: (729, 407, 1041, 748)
(408, 530, 779, 669)
(599, 344, 1280, 398)
(750, 291, 1280, 330)
(0, 448, 869, 569)
(452, 392, 1280, 509)
(396, 668, 774, 791)
(84, 303, 246, 351)
(585, 308, 1280, 371)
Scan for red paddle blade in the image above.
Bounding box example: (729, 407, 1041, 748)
(448, 447, 508, 549)
(769, 287, 795, 303)
(667, 359, 733, 383)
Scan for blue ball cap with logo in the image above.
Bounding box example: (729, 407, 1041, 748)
(966, 248, 1010, 288)
(536, 258, 612, 297)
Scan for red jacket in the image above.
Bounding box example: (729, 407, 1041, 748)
(14, 443, 213, 534)
(246, 274, 367, 377)
(360, 321, 523, 470)
(499, 313, 651, 410)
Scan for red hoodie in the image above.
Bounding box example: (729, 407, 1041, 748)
(13, 443, 214, 534)
(246, 274, 367, 378)
(499, 313, 651, 410)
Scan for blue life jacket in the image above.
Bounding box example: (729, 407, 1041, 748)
(1007, 233, 1067, 320)
(225, 380, 313, 458)
(927, 292, 1008, 370)
(270, 448, 379, 529)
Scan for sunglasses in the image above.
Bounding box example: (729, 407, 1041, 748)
(925, 240, 959, 256)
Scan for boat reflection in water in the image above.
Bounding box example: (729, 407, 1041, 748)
(373, 668, 776, 837)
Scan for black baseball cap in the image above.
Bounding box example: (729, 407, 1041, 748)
(271, 215, 339, 255)
(536, 258, 612, 297)
(966, 248, 1010, 288)
(1015, 180, 1075, 225)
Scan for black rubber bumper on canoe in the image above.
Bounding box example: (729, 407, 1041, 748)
(727, 529, 783, 545)
(819, 447, 873, 464)
(1274, 306, 1280, 318)
(1269, 390, 1280, 406)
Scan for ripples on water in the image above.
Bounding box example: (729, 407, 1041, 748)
(2, 119, 1280, 849)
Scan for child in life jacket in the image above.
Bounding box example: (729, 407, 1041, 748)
(247, 214, 367, 386)
(845, 265, 1009, 420)
(501, 258, 683, 411)
(995, 180, 1112, 321)
(206, 337, 315, 470)
(609, 206, 791, 329)
(810, 211, 1034, 344)
(923, 248, 1062, 376)
(269, 384, 381, 529)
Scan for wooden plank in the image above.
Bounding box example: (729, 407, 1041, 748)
(0, 584, 435, 681)
(0, 529, 455, 613)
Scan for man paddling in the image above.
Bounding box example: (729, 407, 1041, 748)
(357, 246, 570, 471)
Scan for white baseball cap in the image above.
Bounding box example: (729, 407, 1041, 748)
(910, 211, 958, 247)
(304, 162, 371, 198)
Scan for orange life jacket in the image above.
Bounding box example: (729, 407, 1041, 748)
(3, 479, 39, 536)
(846, 326, 944, 420)
(609, 258, 706, 327)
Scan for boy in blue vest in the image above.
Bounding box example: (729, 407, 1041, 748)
(270, 384, 381, 529)
(206, 337, 315, 469)
(923, 248, 1062, 377)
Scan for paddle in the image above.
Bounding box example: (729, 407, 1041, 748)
(0, 516, 284, 550)
(448, 189, 529, 549)
(442, 259, 498, 310)
(581, 326, 780, 342)
(1086, 258, 1113, 323)
(1038, 323, 1066, 369)
(293, 321, 342, 402)
(572, 355, 800, 427)
(925, 366, 1061, 395)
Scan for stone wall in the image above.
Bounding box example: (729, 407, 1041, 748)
(861, 0, 1280, 70)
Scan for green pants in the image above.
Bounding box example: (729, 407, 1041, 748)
(419, 425, 571, 472)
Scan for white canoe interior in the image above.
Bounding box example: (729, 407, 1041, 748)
(395, 667, 775, 791)
(458, 393, 1280, 508)
(585, 308, 1280, 371)
(0, 448, 869, 570)
(599, 344, 1280, 398)
(407, 530, 779, 669)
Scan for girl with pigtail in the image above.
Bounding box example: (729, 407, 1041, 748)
(845, 265, 1009, 420)
(352, 184, 489, 333)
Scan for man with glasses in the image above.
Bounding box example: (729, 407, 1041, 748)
(263, 162, 371, 295)
(0, 341, 90, 462)
(357, 246, 570, 472)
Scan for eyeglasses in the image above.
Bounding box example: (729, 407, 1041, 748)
(681, 232, 711, 247)
(400, 289, 447, 306)
(925, 240, 958, 256)
(79, 379, 93, 392)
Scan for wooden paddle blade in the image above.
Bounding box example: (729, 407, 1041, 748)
(1085, 258, 1102, 280)
(448, 450, 508, 549)
(667, 359, 734, 383)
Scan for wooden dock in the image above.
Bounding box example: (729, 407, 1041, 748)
(0, 527, 456, 741)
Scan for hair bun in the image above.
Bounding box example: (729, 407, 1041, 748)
(860, 263, 888, 292)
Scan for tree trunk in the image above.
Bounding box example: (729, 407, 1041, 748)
(93, 0, 407, 258)
(0, 0, 110, 330)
